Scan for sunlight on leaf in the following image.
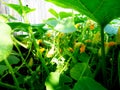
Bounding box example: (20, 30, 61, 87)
(0, 15, 8, 23)
(0, 22, 13, 62)
(45, 72, 60, 90)
(55, 18, 76, 33)
(5, 4, 35, 16)
(49, 8, 59, 18)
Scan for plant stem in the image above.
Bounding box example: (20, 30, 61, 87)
(4, 59, 20, 90)
(28, 27, 49, 74)
(18, 0, 29, 23)
(100, 26, 107, 85)
(118, 51, 120, 86)
(18, 0, 49, 74)
(0, 81, 20, 90)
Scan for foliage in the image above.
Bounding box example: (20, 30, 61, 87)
(0, 0, 120, 90)
(0, 22, 13, 61)
(46, 0, 120, 27)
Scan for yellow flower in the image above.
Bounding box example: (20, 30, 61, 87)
(40, 48, 45, 53)
(46, 33, 51, 37)
(75, 23, 80, 29)
(108, 41, 116, 47)
(37, 39, 42, 45)
(89, 24, 94, 30)
(80, 44, 86, 53)
(28, 58, 33, 67)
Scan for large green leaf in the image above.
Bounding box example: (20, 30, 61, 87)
(70, 63, 92, 80)
(73, 77, 107, 90)
(0, 22, 13, 62)
(46, 0, 120, 26)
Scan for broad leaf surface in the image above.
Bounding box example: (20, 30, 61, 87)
(55, 18, 76, 33)
(70, 63, 92, 80)
(7, 55, 20, 65)
(0, 22, 13, 61)
(73, 77, 107, 90)
(45, 72, 72, 90)
(45, 72, 60, 90)
(46, 0, 120, 26)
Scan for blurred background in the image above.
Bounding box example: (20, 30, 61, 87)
(0, 0, 73, 24)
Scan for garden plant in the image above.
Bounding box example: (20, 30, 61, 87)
(0, 0, 120, 90)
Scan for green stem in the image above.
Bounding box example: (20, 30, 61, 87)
(100, 26, 107, 84)
(18, 0, 29, 23)
(4, 59, 20, 90)
(19, 0, 49, 74)
(60, 57, 71, 73)
(0, 81, 18, 89)
(28, 27, 49, 74)
(118, 51, 120, 86)
(12, 39, 33, 74)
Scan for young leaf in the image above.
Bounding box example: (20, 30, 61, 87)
(46, 0, 120, 27)
(0, 22, 13, 62)
(55, 18, 76, 33)
(5, 4, 35, 16)
(73, 77, 107, 90)
(45, 18, 58, 27)
(59, 12, 73, 19)
(49, 8, 59, 18)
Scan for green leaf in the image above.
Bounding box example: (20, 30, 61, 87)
(0, 65, 8, 75)
(79, 53, 90, 62)
(49, 8, 72, 19)
(59, 12, 73, 19)
(49, 8, 59, 18)
(55, 18, 76, 33)
(5, 4, 35, 16)
(45, 72, 72, 90)
(70, 63, 92, 80)
(59, 74, 72, 85)
(46, 0, 120, 26)
(7, 22, 30, 31)
(7, 55, 20, 65)
(45, 72, 60, 90)
(0, 14, 8, 23)
(45, 18, 58, 27)
(73, 77, 107, 90)
(0, 22, 13, 62)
